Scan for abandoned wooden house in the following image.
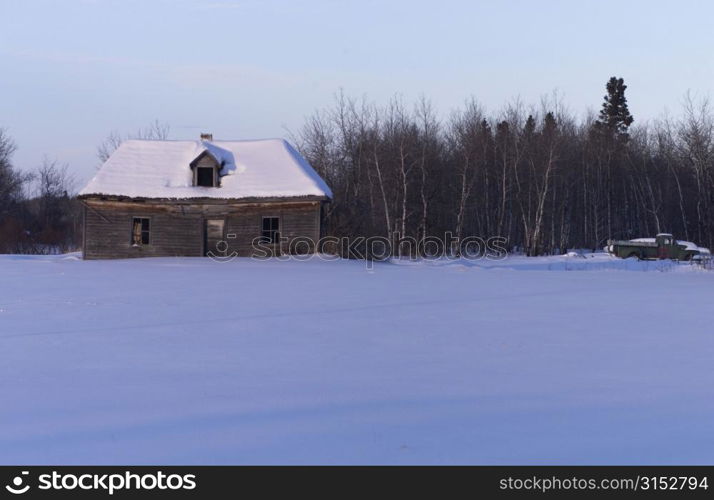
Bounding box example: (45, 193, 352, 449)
(78, 135, 332, 259)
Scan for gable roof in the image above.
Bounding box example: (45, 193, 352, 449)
(79, 138, 332, 200)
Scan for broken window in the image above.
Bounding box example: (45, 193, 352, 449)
(132, 217, 150, 246)
(206, 219, 225, 241)
(196, 166, 215, 187)
(261, 216, 279, 244)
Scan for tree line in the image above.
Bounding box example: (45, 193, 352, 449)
(1, 77, 713, 256)
(0, 131, 79, 254)
(296, 78, 714, 255)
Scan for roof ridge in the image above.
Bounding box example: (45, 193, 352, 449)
(123, 138, 287, 143)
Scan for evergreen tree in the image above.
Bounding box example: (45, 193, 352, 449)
(593, 76, 634, 142)
(543, 112, 557, 135)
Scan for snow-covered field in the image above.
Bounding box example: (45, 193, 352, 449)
(1, 253, 713, 464)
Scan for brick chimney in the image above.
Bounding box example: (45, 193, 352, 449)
(200, 133, 213, 141)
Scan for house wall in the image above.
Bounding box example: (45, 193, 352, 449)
(82, 199, 322, 259)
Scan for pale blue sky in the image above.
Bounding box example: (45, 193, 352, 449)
(1, 0, 712, 186)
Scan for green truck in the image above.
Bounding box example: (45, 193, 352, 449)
(606, 233, 711, 261)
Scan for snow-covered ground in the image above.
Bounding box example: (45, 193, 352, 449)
(1, 252, 713, 464)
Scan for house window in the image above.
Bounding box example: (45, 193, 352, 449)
(132, 217, 150, 246)
(206, 219, 225, 241)
(262, 216, 280, 244)
(196, 166, 215, 187)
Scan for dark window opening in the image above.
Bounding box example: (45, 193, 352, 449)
(196, 166, 215, 187)
(262, 216, 279, 244)
(132, 217, 150, 246)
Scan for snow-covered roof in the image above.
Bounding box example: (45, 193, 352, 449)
(79, 139, 332, 200)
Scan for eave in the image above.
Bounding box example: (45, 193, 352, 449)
(77, 194, 331, 204)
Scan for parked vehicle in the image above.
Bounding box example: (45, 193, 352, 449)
(606, 233, 711, 261)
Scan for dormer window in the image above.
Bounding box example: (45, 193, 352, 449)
(190, 150, 220, 187)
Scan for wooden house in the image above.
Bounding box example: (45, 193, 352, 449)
(78, 134, 332, 259)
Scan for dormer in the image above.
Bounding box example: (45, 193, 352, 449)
(190, 150, 220, 187)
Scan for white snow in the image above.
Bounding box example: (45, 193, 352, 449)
(1, 253, 713, 464)
(79, 139, 332, 200)
(680, 240, 712, 254)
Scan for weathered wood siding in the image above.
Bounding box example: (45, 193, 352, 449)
(82, 199, 321, 260)
(222, 203, 320, 256)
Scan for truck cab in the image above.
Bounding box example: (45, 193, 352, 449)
(655, 233, 676, 259)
